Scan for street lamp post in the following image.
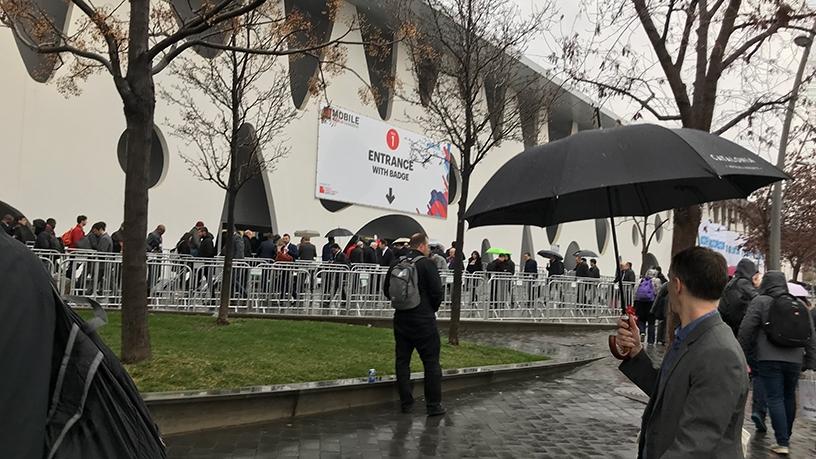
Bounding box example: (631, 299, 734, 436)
(768, 23, 816, 271)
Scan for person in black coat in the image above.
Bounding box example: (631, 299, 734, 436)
(363, 240, 378, 264)
(718, 258, 759, 337)
(321, 236, 335, 262)
(350, 241, 365, 264)
(522, 252, 537, 274)
(588, 259, 601, 278)
(258, 234, 279, 259)
(383, 233, 445, 416)
(379, 241, 396, 267)
(13, 216, 35, 244)
(547, 258, 565, 277)
(298, 237, 318, 261)
(466, 251, 483, 273)
(574, 256, 590, 278)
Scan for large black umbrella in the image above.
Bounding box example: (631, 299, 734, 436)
(0, 200, 25, 219)
(573, 249, 599, 258)
(355, 214, 426, 241)
(537, 249, 563, 260)
(467, 124, 786, 281)
(465, 124, 786, 355)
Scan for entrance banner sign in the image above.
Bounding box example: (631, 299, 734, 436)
(316, 106, 450, 219)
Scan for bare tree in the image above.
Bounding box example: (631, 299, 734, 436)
(557, 0, 816, 256)
(398, 0, 558, 344)
(737, 152, 816, 281)
(162, 6, 300, 324)
(618, 214, 671, 275)
(0, 0, 355, 362)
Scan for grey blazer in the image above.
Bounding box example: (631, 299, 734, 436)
(620, 313, 748, 459)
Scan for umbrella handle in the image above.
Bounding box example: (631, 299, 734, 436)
(609, 305, 638, 360)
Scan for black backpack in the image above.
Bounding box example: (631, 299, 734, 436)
(763, 293, 813, 348)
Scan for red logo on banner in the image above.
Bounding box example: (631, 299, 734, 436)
(386, 129, 400, 150)
(319, 186, 325, 193)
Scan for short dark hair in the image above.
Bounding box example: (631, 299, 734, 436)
(409, 233, 428, 249)
(77, 215, 87, 224)
(590, 258, 597, 265)
(283, 233, 290, 238)
(626, 262, 633, 269)
(46, 218, 56, 227)
(670, 246, 727, 301)
(92, 221, 106, 231)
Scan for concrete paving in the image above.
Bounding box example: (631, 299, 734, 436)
(165, 329, 816, 458)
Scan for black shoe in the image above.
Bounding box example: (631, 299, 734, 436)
(401, 402, 414, 414)
(751, 413, 767, 433)
(426, 404, 446, 417)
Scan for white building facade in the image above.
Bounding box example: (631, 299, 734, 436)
(0, 0, 681, 276)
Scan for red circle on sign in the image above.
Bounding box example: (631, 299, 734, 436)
(386, 129, 400, 150)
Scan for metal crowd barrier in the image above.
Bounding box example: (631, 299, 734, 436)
(32, 249, 635, 323)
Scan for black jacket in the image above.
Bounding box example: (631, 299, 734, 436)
(298, 243, 317, 261)
(321, 243, 334, 262)
(547, 259, 565, 276)
(14, 224, 35, 244)
(575, 261, 590, 278)
(332, 250, 350, 266)
(466, 258, 483, 273)
(588, 266, 600, 278)
(258, 240, 277, 259)
(719, 259, 758, 336)
(350, 247, 364, 264)
(363, 245, 378, 264)
(198, 235, 216, 258)
(384, 249, 443, 328)
(379, 247, 395, 267)
(523, 259, 538, 274)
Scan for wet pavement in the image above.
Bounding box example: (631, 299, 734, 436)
(165, 329, 816, 458)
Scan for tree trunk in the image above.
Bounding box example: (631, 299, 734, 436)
(448, 174, 470, 346)
(217, 190, 238, 324)
(670, 205, 702, 257)
(119, 0, 155, 365)
(120, 92, 154, 363)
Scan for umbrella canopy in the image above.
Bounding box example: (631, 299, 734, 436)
(294, 230, 321, 238)
(788, 282, 810, 298)
(355, 214, 425, 241)
(537, 249, 563, 260)
(325, 228, 353, 238)
(393, 237, 410, 245)
(0, 200, 25, 219)
(465, 124, 787, 228)
(486, 247, 511, 255)
(573, 249, 599, 258)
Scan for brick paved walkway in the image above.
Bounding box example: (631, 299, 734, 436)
(165, 329, 816, 458)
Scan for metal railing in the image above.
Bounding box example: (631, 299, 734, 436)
(33, 249, 635, 323)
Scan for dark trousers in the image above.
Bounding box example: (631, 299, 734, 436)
(748, 357, 767, 421)
(757, 360, 800, 446)
(394, 324, 442, 409)
(634, 300, 655, 344)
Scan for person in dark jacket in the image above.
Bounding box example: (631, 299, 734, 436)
(738, 271, 816, 455)
(146, 225, 165, 253)
(258, 233, 279, 259)
(111, 224, 124, 253)
(588, 259, 601, 278)
(546, 258, 565, 276)
(350, 241, 365, 264)
(574, 256, 590, 278)
(522, 252, 537, 274)
(383, 233, 445, 416)
(197, 228, 216, 258)
(650, 283, 669, 345)
(466, 251, 483, 273)
(92, 222, 114, 253)
(280, 233, 299, 260)
(363, 240, 378, 264)
(1, 214, 14, 236)
(719, 258, 760, 337)
(242, 230, 255, 258)
(34, 219, 61, 251)
(13, 216, 35, 244)
(321, 237, 335, 262)
(379, 240, 395, 267)
(615, 261, 637, 283)
(298, 236, 318, 261)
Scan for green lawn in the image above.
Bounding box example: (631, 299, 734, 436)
(80, 312, 545, 392)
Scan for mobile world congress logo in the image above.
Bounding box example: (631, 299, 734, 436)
(320, 106, 360, 127)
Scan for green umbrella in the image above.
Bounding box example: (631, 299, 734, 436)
(486, 247, 511, 255)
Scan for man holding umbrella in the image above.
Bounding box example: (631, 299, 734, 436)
(615, 247, 748, 458)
